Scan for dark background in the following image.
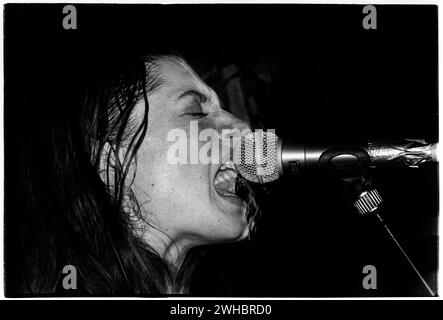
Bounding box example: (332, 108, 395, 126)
(4, 4, 438, 296)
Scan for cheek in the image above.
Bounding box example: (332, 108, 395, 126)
(139, 117, 210, 198)
(134, 137, 211, 213)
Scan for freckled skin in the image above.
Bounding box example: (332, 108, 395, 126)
(131, 57, 251, 258)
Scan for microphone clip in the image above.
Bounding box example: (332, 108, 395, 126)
(343, 171, 436, 296)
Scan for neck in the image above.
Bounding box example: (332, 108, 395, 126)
(144, 228, 188, 267)
(140, 226, 194, 293)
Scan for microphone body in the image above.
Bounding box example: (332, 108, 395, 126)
(278, 141, 371, 176)
(278, 139, 437, 176)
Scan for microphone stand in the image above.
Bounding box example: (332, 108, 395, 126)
(344, 173, 436, 296)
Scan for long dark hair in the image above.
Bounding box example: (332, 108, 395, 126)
(14, 53, 181, 295)
(12, 51, 260, 296)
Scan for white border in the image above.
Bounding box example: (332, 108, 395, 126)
(0, 0, 441, 301)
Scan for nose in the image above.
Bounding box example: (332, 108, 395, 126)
(216, 109, 251, 138)
(215, 110, 251, 161)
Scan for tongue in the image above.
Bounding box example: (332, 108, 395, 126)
(216, 178, 236, 195)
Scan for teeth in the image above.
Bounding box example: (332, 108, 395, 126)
(215, 175, 224, 185)
(225, 160, 235, 170)
(220, 160, 236, 171)
(214, 166, 238, 187)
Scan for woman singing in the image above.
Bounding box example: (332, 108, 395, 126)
(16, 53, 259, 295)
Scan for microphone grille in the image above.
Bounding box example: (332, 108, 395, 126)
(234, 131, 280, 184)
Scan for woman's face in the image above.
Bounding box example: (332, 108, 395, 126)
(131, 57, 252, 251)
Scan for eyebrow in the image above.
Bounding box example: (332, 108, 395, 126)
(177, 89, 209, 103)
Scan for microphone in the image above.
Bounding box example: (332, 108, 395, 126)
(233, 131, 437, 184)
(233, 131, 438, 296)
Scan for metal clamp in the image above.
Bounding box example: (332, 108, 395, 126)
(353, 189, 383, 215)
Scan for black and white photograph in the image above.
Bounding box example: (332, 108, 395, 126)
(2, 2, 439, 300)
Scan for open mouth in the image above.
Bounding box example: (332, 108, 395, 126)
(214, 160, 260, 235)
(213, 160, 249, 200)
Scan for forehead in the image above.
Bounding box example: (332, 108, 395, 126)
(155, 57, 211, 96)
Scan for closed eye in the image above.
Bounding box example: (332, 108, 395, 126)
(187, 112, 207, 119)
(182, 103, 208, 118)
(178, 89, 212, 118)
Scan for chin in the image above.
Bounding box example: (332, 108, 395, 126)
(216, 218, 250, 243)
